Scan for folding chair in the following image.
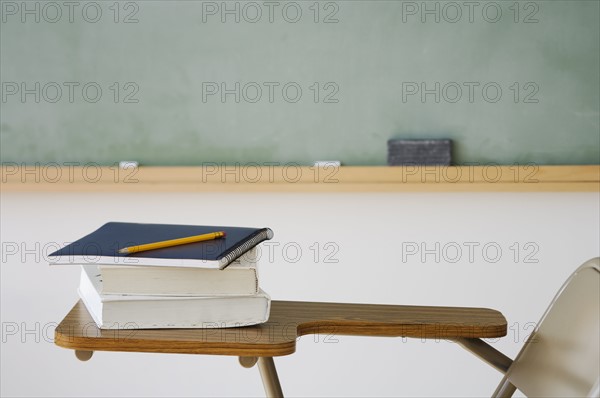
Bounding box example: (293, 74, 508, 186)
(459, 257, 600, 397)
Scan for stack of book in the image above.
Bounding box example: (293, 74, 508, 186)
(49, 222, 274, 329)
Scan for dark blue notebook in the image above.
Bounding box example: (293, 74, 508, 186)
(49, 222, 274, 269)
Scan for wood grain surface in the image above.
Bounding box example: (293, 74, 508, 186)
(4, 165, 598, 192)
(55, 300, 507, 357)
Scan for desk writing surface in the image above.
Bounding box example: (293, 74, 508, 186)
(55, 301, 507, 357)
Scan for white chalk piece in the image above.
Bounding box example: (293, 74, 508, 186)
(314, 161, 341, 167)
(119, 161, 139, 169)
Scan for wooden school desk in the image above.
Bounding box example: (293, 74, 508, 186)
(55, 300, 508, 397)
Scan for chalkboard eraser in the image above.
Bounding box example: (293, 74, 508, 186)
(314, 161, 341, 167)
(387, 139, 452, 166)
(119, 161, 139, 169)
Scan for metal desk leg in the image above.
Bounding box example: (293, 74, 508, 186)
(257, 357, 284, 398)
(454, 338, 513, 374)
(454, 338, 517, 397)
(75, 350, 94, 361)
(492, 378, 518, 398)
(239, 356, 258, 368)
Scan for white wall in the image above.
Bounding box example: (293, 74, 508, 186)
(1, 192, 599, 397)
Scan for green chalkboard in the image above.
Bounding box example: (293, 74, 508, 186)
(1, 1, 598, 165)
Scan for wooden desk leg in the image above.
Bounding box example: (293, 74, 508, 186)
(257, 357, 283, 398)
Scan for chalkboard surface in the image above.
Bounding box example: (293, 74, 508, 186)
(1, 1, 598, 165)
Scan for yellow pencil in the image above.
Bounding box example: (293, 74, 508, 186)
(118, 231, 226, 254)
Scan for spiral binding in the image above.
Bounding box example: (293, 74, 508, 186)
(218, 228, 274, 269)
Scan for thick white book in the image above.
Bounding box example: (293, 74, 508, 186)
(78, 265, 271, 329)
(99, 248, 259, 296)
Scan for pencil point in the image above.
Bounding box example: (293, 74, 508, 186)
(118, 248, 128, 254)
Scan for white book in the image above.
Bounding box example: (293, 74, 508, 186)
(78, 265, 271, 329)
(99, 248, 259, 296)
